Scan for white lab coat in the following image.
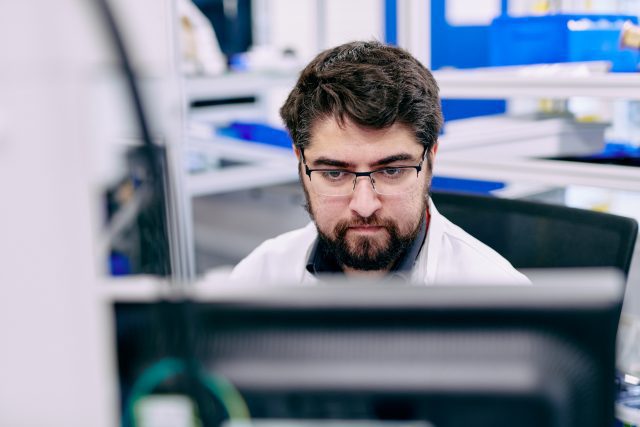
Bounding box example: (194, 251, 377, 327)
(229, 198, 530, 286)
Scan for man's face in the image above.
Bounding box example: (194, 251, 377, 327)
(299, 117, 433, 272)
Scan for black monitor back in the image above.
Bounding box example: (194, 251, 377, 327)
(115, 275, 622, 427)
(431, 192, 638, 275)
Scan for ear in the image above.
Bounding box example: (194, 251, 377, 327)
(293, 145, 302, 161)
(431, 142, 439, 159)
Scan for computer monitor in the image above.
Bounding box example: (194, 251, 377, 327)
(115, 269, 623, 427)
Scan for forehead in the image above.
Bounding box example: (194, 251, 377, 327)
(305, 117, 422, 163)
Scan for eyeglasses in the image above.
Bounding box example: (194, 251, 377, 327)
(302, 148, 427, 197)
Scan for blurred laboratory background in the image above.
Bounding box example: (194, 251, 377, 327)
(2, 0, 640, 426)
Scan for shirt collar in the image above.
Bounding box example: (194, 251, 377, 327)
(305, 213, 428, 278)
(305, 236, 342, 275)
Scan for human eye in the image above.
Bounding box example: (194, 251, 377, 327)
(379, 167, 408, 179)
(318, 170, 350, 182)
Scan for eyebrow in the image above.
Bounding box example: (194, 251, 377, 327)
(310, 157, 354, 168)
(370, 153, 418, 167)
(309, 152, 420, 169)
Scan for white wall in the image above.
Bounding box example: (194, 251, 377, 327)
(254, 0, 384, 62)
(324, 0, 384, 49)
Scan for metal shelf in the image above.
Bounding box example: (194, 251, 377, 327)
(188, 163, 298, 197)
(434, 62, 640, 100)
(188, 133, 295, 162)
(186, 134, 297, 197)
(436, 154, 640, 192)
(185, 63, 640, 103)
(431, 63, 640, 193)
(185, 72, 297, 101)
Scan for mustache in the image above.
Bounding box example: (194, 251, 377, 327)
(335, 214, 395, 231)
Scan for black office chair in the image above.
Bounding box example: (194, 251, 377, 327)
(431, 191, 638, 276)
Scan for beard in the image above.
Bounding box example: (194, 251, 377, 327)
(301, 185, 427, 271)
(316, 211, 425, 271)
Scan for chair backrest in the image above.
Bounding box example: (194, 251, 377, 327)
(431, 191, 638, 276)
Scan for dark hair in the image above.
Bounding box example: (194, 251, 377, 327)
(280, 40, 443, 153)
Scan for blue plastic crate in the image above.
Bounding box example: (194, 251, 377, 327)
(490, 14, 639, 71)
(568, 19, 640, 72)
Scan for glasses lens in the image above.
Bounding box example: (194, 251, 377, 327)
(309, 167, 418, 196)
(370, 168, 417, 195)
(310, 170, 355, 196)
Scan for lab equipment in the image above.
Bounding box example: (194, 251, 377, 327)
(115, 270, 623, 427)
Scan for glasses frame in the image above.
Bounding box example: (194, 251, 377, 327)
(301, 147, 428, 196)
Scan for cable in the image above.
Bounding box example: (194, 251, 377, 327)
(93, 0, 172, 276)
(199, 370, 251, 421)
(122, 357, 250, 427)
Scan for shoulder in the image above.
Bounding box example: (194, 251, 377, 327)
(229, 222, 318, 284)
(424, 201, 530, 285)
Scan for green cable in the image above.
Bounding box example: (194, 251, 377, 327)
(125, 358, 184, 426)
(199, 369, 251, 420)
(123, 357, 250, 426)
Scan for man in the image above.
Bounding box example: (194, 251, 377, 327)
(230, 40, 529, 285)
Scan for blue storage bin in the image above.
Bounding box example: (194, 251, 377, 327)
(490, 14, 639, 71)
(217, 121, 294, 149)
(431, 176, 505, 195)
(568, 19, 640, 72)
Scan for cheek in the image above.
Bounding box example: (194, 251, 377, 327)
(389, 197, 421, 218)
(384, 187, 426, 230)
(310, 195, 349, 229)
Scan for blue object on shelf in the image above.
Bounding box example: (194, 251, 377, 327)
(217, 121, 293, 149)
(601, 142, 640, 157)
(549, 141, 640, 167)
(586, 141, 640, 160)
(441, 99, 507, 122)
(432, 176, 505, 195)
(489, 14, 639, 72)
(110, 252, 132, 276)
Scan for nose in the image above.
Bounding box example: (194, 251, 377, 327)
(348, 176, 382, 218)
